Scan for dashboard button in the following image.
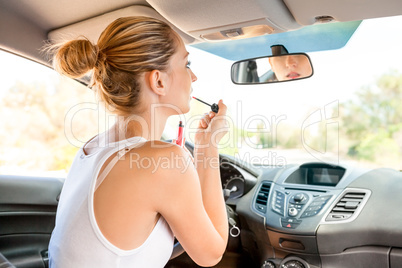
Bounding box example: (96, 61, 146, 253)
(303, 213, 310, 218)
(256, 205, 266, 213)
(281, 221, 301, 229)
(301, 196, 332, 218)
(300, 211, 318, 218)
(306, 206, 320, 211)
(281, 218, 302, 224)
(271, 191, 286, 216)
(288, 207, 298, 217)
(301, 212, 309, 218)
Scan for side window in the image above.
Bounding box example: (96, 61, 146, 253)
(0, 50, 106, 177)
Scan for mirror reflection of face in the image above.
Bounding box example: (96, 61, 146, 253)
(268, 55, 312, 81)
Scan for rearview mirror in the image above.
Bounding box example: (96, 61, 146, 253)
(231, 53, 313, 84)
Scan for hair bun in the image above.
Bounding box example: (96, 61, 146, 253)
(53, 38, 97, 78)
(49, 16, 177, 116)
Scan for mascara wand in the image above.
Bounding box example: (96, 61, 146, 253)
(192, 97, 219, 113)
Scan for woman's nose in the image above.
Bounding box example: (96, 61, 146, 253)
(286, 56, 297, 68)
(190, 69, 198, 82)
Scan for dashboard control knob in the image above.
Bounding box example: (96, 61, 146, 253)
(262, 260, 276, 268)
(281, 260, 305, 268)
(294, 193, 306, 202)
(288, 207, 298, 217)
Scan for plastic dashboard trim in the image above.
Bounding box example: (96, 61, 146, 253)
(319, 187, 372, 225)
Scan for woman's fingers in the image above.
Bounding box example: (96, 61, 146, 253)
(216, 99, 227, 116)
(197, 100, 228, 130)
(197, 100, 226, 129)
(199, 112, 212, 129)
(194, 99, 229, 146)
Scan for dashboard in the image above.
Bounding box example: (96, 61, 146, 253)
(252, 163, 370, 236)
(219, 156, 402, 268)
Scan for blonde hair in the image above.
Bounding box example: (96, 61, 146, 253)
(51, 16, 177, 115)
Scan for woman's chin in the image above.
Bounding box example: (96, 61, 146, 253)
(182, 106, 190, 114)
(173, 104, 190, 115)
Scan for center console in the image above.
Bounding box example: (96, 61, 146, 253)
(253, 163, 351, 235)
(251, 162, 371, 267)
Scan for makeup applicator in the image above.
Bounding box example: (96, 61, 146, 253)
(192, 97, 219, 113)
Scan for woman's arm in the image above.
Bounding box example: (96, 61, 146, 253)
(154, 146, 227, 267)
(193, 99, 229, 250)
(155, 100, 229, 267)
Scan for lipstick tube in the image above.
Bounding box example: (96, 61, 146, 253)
(176, 121, 184, 147)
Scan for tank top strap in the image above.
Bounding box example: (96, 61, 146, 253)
(94, 137, 147, 191)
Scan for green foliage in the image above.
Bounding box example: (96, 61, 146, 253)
(355, 130, 399, 161)
(341, 71, 402, 166)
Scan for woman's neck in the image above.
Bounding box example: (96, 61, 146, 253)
(108, 111, 169, 142)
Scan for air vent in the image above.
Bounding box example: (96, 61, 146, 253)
(255, 183, 271, 213)
(326, 190, 369, 222)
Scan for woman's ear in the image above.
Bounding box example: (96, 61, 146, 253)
(148, 69, 168, 96)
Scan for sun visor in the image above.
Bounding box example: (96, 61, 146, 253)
(191, 20, 361, 61)
(284, 0, 402, 25)
(48, 5, 195, 44)
(147, 0, 302, 40)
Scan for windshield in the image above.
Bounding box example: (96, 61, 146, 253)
(1, 16, 400, 177)
(166, 15, 402, 170)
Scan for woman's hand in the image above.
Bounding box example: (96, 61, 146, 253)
(194, 100, 229, 148)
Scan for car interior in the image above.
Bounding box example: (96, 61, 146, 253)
(1, 0, 402, 267)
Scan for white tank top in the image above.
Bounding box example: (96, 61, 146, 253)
(49, 136, 174, 267)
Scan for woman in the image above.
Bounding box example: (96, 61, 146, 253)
(268, 54, 312, 81)
(48, 16, 228, 267)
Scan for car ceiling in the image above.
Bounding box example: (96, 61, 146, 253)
(0, 0, 147, 30)
(1, 0, 402, 66)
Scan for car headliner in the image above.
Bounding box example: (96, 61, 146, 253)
(0, 0, 401, 66)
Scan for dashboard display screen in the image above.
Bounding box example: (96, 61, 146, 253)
(285, 165, 346, 186)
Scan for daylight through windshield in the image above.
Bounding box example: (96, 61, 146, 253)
(172, 15, 402, 170)
(1, 16, 401, 176)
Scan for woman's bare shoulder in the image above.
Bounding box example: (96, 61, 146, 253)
(95, 139, 196, 208)
(129, 140, 185, 157)
(122, 140, 193, 178)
